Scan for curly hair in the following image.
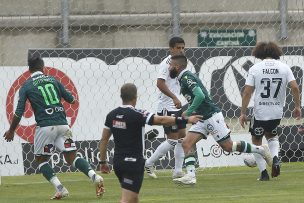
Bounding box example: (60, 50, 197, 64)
(252, 42, 283, 60)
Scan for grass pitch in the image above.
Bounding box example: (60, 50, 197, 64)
(1, 162, 304, 203)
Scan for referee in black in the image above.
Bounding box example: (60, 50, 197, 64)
(99, 83, 201, 203)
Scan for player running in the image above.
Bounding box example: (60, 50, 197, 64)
(3, 56, 104, 199)
(168, 54, 272, 185)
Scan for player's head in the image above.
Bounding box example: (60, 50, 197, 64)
(28, 56, 44, 73)
(169, 37, 185, 56)
(120, 83, 138, 106)
(169, 54, 188, 78)
(252, 41, 283, 60)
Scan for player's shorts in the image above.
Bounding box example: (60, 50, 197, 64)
(157, 109, 186, 134)
(188, 112, 231, 142)
(249, 117, 281, 137)
(34, 125, 77, 156)
(113, 156, 145, 193)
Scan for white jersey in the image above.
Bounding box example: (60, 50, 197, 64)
(245, 59, 295, 120)
(157, 55, 181, 112)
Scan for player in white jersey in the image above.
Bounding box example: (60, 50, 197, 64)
(240, 42, 301, 180)
(145, 37, 186, 179)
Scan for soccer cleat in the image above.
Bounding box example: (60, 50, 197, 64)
(94, 175, 105, 198)
(51, 187, 69, 200)
(173, 174, 196, 185)
(271, 156, 281, 178)
(257, 169, 270, 181)
(145, 165, 157, 179)
(172, 171, 185, 179)
(262, 144, 273, 167)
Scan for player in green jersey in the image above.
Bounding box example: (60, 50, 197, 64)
(168, 55, 271, 185)
(3, 56, 104, 199)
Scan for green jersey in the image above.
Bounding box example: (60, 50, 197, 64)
(178, 70, 220, 119)
(15, 71, 75, 127)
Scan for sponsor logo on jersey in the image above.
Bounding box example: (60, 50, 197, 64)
(113, 120, 127, 129)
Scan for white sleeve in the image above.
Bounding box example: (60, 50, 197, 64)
(158, 58, 170, 80)
(286, 66, 296, 83)
(245, 67, 255, 86)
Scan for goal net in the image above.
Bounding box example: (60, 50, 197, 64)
(0, 0, 303, 177)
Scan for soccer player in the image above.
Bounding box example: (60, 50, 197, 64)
(168, 54, 271, 185)
(3, 57, 104, 199)
(98, 83, 201, 203)
(145, 37, 186, 179)
(240, 42, 301, 180)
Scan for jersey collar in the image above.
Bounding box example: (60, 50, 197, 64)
(120, 105, 135, 109)
(31, 71, 44, 78)
(178, 69, 188, 80)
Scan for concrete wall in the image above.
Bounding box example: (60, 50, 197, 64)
(0, 0, 304, 66)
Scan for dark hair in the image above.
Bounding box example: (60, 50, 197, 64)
(120, 83, 137, 102)
(252, 42, 283, 60)
(171, 54, 188, 68)
(169, 37, 185, 48)
(28, 56, 44, 72)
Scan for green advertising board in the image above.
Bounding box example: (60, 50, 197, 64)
(198, 29, 256, 47)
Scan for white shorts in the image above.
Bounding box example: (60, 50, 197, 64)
(188, 112, 231, 142)
(34, 125, 77, 156)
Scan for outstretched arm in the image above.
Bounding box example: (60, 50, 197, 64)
(152, 114, 202, 126)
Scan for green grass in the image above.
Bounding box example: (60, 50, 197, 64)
(1, 162, 304, 203)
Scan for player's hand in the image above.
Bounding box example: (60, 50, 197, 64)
(100, 163, 111, 174)
(3, 130, 14, 142)
(293, 107, 301, 120)
(298, 126, 304, 134)
(181, 111, 187, 117)
(188, 115, 203, 124)
(239, 114, 247, 129)
(173, 97, 181, 109)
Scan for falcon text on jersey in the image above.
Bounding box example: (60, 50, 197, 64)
(262, 69, 279, 74)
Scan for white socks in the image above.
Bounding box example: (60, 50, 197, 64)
(174, 140, 185, 173)
(145, 139, 177, 166)
(50, 176, 63, 192)
(253, 153, 267, 172)
(268, 136, 280, 158)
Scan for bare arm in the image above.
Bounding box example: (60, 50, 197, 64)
(99, 128, 112, 162)
(289, 80, 301, 119)
(239, 85, 254, 128)
(152, 115, 202, 126)
(157, 78, 181, 108)
(241, 85, 254, 115)
(3, 115, 21, 142)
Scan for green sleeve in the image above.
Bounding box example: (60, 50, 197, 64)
(56, 80, 75, 103)
(185, 86, 205, 116)
(14, 85, 27, 118)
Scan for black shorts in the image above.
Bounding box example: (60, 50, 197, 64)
(157, 109, 186, 134)
(249, 117, 281, 137)
(113, 156, 145, 193)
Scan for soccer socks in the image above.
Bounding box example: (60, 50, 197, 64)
(232, 141, 252, 152)
(253, 153, 267, 172)
(73, 157, 94, 178)
(267, 136, 280, 158)
(174, 139, 185, 173)
(39, 162, 56, 181)
(184, 154, 196, 177)
(145, 139, 176, 166)
(39, 162, 63, 192)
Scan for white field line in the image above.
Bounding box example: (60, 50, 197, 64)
(2, 168, 304, 186)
